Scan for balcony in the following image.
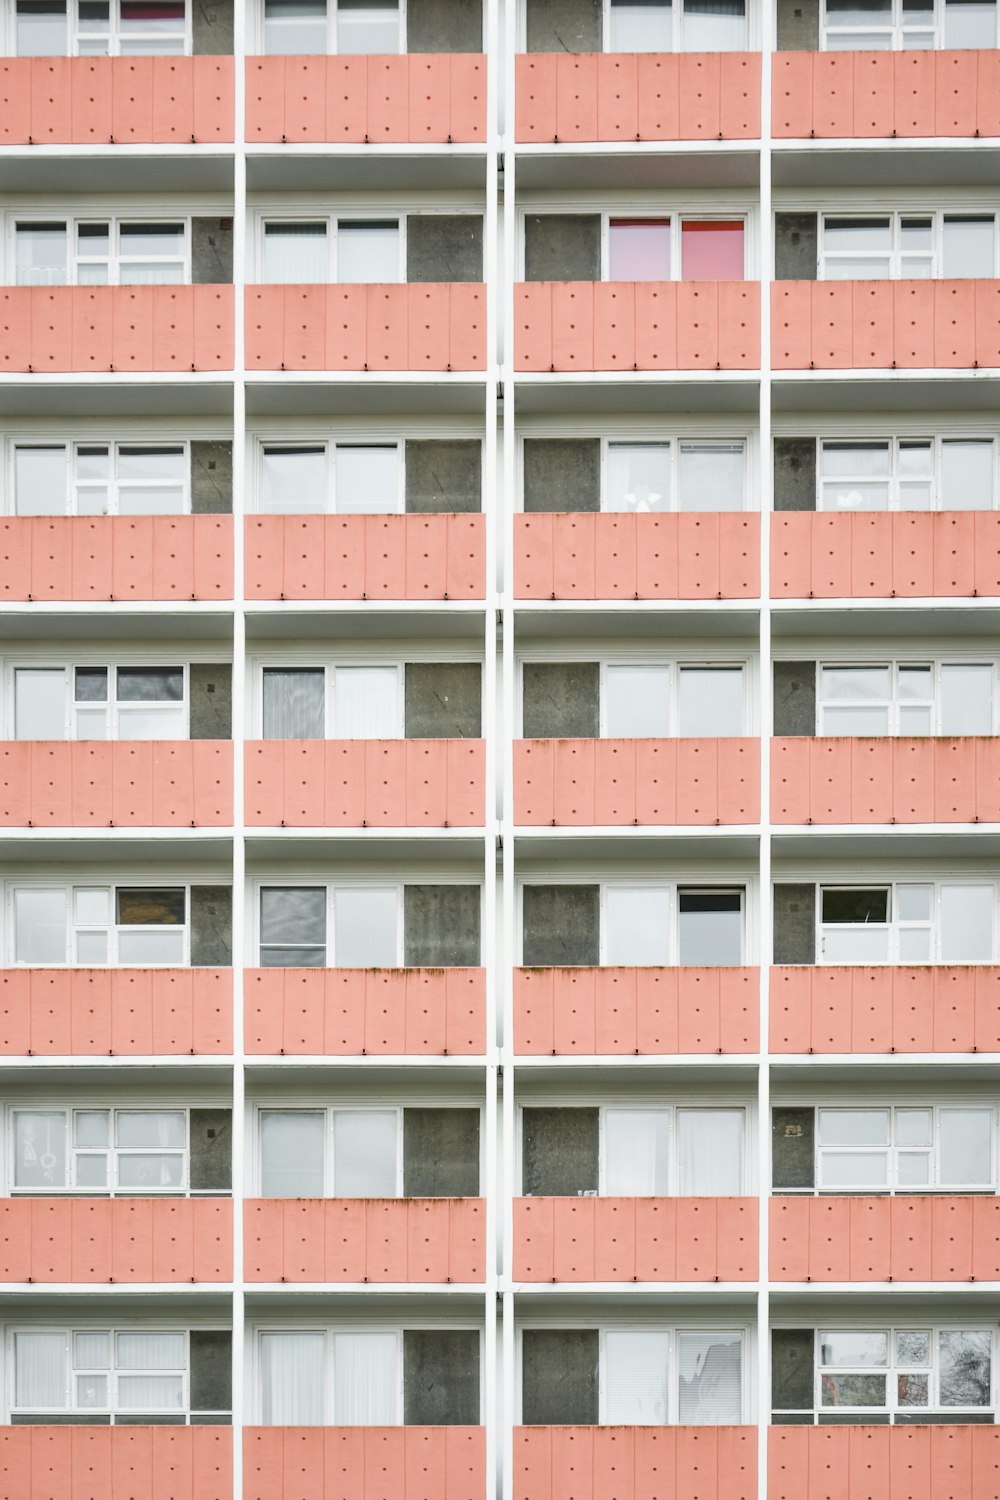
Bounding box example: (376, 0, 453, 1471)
(771, 280, 1000, 370)
(244, 514, 486, 601)
(768, 1425, 1000, 1500)
(0, 1198, 232, 1282)
(514, 967, 759, 1055)
(246, 54, 486, 143)
(515, 738, 758, 825)
(0, 516, 234, 603)
(0, 1427, 231, 1500)
(0, 56, 234, 145)
(245, 284, 486, 371)
(772, 737, 1000, 824)
(515, 1427, 757, 1500)
(514, 1197, 758, 1281)
(773, 50, 1000, 139)
(515, 281, 760, 371)
(245, 967, 486, 1055)
(770, 964, 1000, 1054)
(0, 286, 234, 373)
(245, 1198, 485, 1282)
(515, 52, 760, 142)
(0, 968, 233, 1055)
(514, 513, 760, 599)
(244, 1427, 486, 1500)
(771, 512, 1000, 599)
(0, 741, 232, 827)
(770, 1195, 1000, 1281)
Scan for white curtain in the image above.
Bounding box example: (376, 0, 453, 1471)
(15, 1333, 67, 1408)
(263, 223, 329, 285)
(331, 667, 399, 739)
(332, 888, 398, 968)
(260, 1332, 325, 1424)
(332, 1111, 397, 1197)
(260, 1111, 326, 1198)
(676, 1110, 743, 1195)
(263, 670, 325, 740)
(333, 1332, 398, 1425)
(604, 1110, 669, 1195)
(115, 1332, 184, 1409)
(677, 1331, 742, 1423)
(603, 1330, 669, 1424)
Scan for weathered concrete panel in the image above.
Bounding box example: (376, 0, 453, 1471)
(404, 885, 481, 967)
(407, 215, 483, 284)
(774, 437, 816, 513)
(190, 1107, 232, 1191)
(775, 213, 818, 282)
(522, 662, 599, 739)
(190, 664, 232, 741)
(190, 1331, 232, 1413)
(523, 438, 601, 514)
(521, 1330, 599, 1425)
(405, 663, 482, 739)
(408, 0, 483, 51)
(777, 0, 819, 50)
(772, 1329, 814, 1412)
(773, 884, 816, 966)
(404, 1330, 480, 1425)
(522, 1107, 599, 1196)
(404, 1108, 480, 1196)
(772, 1107, 815, 1191)
(521, 885, 600, 967)
(406, 439, 482, 514)
(524, 215, 601, 283)
(773, 662, 816, 738)
(190, 886, 232, 968)
(192, 0, 233, 52)
(191, 440, 233, 515)
(525, 0, 602, 52)
(192, 218, 233, 285)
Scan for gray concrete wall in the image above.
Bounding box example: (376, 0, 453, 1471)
(523, 438, 601, 513)
(773, 662, 816, 737)
(772, 1107, 815, 1190)
(404, 1331, 480, 1425)
(190, 886, 232, 967)
(774, 437, 816, 512)
(407, 215, 483, 283)
(521, 1330, 599, 1424)
(191, 440, 233, 515)
(406, 439, 481, 513)
(192, 219, 233, 284)
(522, 662, 599, 738)
(777, 0, 819, 49)
(525, 0, 601, 52)
(407, 0, 483, 51)
(404, 663, 482, 738)
(522, 1107, 599, 1196)
(773, 884, 816, 966)
(521, 885, 600, 967)
(404, 885, 481, 966)
(772, 1330, 814, 1412)
(192, 0, 233, 52)
(775, 213, 818, 281)
(190, 664, 232, 740)
(404, 1108, 480, 1196)
(189, 1108, 232, 1191)
(524, 215, 601, 282)
(189, 1332, 232, 1413)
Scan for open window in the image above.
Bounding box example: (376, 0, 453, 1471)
(819, 882, 996, 964)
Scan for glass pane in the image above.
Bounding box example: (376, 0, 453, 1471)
(822, 442, 891, 478)
(819, 1109, 889, 1146)
(898, 1372, 929, 1405)
(605, 443, 671, 514)
(118, 1154, 183, 1189)
(260, 1111, 325, 1197)
(331, 666, 398, 738)
(940, 883, 993, 962)
(604, 665, 670, 737)
(117, 704, 186, 740)
(824, 218, 891, 254)
(333, 887, 397, 966)
(119, 0, 184, 34)
(334, 446, 400, 515)
(899, 928, 931, 962)
(604, 886, 670, 966)
(337, 221, 400, 283)
(119, 223, 182, 258)
(260, 1333, 326, 1424)
(16, 223, 67, 286)
(820, 1331, 888, 1366)
(336, 0, 400, 53)
(16, 0, 68, 55)
(333, 1110, 397, 1196)
(609, 220, 670, 281)
(896, 1332, 931, 1367)
(678, 890, 742, 965)
(116, 1112, 184, 1149)
(118, 928, 184, 964)
(604, 1330, 669, 1424)
(77, 1374, 108, 1407)
(940, 665, 993, 735)
(820, 1151, 889, 1188)
(678, 667, 743, 736)
(604, 1109, 669, 1195)
(939, 1331, 991, 1406)
(260, 887, 326, 949)
(118, 1374, 183, 1408)
(820, 667, 890, 702)
(943, 218, 995, 279)
(678, 441, 744, 512)
(263, 223, 328, 284)
(263, 0, 327, 53)
(677, 1331, 742, 1423)
(941, 441, 994, 512)
(117, 485, 184, 516)
(683, 0, 746, 46)
(14, 1112, 67, 1188)
(75, 1153, 107, 1186)
(676, 1109, 743, 1195)
(824, 927, 889, 962)
(117, 668, 182, 702)
(263, 670, 325, 740)
(75, 1332, 110, 1369)
(944, 0, 997, 46)
(75, 667, 108, 702)
(116, 1332, 184, 1369)
(898, 667, 932, 701)
(609, 0, 673, 51)
(15, 1333, 67, 1407)
(14, 887, 67, 963)
(333, 1331, 398, 1424)
(14, 447, 66, 515)
(116, 889, 184, 925)
(15, 669, 65, 739)
(75, 1110, 109, 1146)
(897, 1153, 931, 1187)
(896, 1109, 931, 1146)
(822, 706, 890, 736)
(821, 888, 888, 923)
(681, 221, 744, 281)
(262, 447, 326, 514)
(939, 1109, 993, 1186)
(896, 884, 931, 921)
(76, 708, 108, 740)
(821, 1372, 886, 1406)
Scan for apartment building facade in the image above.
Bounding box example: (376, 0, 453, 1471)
(1, 0, 999, 1496)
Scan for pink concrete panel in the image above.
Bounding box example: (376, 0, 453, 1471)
(774, 48, 1000, 139)
(769, 1425, 1000, 1500)
(0, 1426, 231, 1500)
(770, 512, 1000, 599)
(514, 1427, 756, 1500)
(770, 1196, 1000, 1281)
(0, 1197, 232, 1283)
(0, 741, 231, 827)
(0, 968, 231, 1056)
(0, 57, 232, 143)
(0, 517, 232, 603)
(244, 1197, 484, 1283)
(772, 736, 1000, 824)
(243, 1427, 485, 1500)
(0, 287, 232, 373)
(515, 1197, 757, 1281)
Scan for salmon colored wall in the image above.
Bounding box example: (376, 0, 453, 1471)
(773, 50, 1000, 138)
(515, 738, 759, 825)
(515, 53, 760, 142)
(769, 1425, 1000, 1500)
(515, 1426, 757, 1500)
(245, 285, 485, 371)
(771, 1195, 1000, 1282)
(514, 1197, 758, 1281)
(0, 57, 233, 145)
(770, 965, 1000, 1054)
(0, 968, 232, 1055)
(772, 737, 1000, 824)
(0, 1426, 232, 1500)
(0, 1198, 232, 1282)
(0, 741, 232, 827)
(772, 280, 1000, 370)
(246, 55, 485, 142)
(515, 281, 759, 371)
(0, 287, 234, 373)
(514, 967, 759, 1055)
(245, 515, 485, 601)
(244, 1197, 485, 1282)
(0, 517, 234, 603)
(771, 513, 1000, 599)
(245, 740, 484, 827)
(245, 967, 486, 1055)
(514, 514, 760, 600)
(243, 1427, 486, 1500)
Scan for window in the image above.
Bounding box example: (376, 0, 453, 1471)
(14, 665, 187, 740)
(260, 443, 401, 515)
(262, 0, 400, 54)
(260, 664, 401, 738)
(599, 1328, 743, 1424)
(818, 437, 997, 512)
(260, 219, 401, 284)
(607, 0, 748, 51)
(819, 882, 997, 964)
(603, 439, 747, 513)
(14, 220, 188, 287)
(12, 443, 188, 518)
(259, 1329, 400, 1424)
(9, 884, 188, 966)
(12, 1108, 199, 1194)
(602, 1107, 745, 1195)
(15, 0, 187, 55)
(598, 883, 746, 966)
(607, 217, 745, 282)
(601, 662, 746, 737)
(815, 1106, 994, 1192)
(817, 662, 995, 735)
(820, 214, 997, 280)
(12, 1330, 198, 1420)
(822, 0, 998, 49)
(258, 885, 399, 967)
(258, 1108, 399, 1197)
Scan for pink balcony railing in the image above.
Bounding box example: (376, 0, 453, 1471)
(245, 514, 486, 601)
(516, 52, 760, 142)
(247, 54, 485, 143)
(245, 967, 486, 1055)
(0, 968, 233, 1055)
(0, 1198, 232, 1282)
(246, 740, 484, 827)
(515, 281, 760, 371)
(514, 513, 760, 600)
(771, 1195, 1000, 1282)
(245, 1198, 485, 1283)
(515, 738, 759, 825)
(769, 1425, 1000, 1500)
(771, 512, 1000, 600)
(514, 967, 759, 1055)
(514, 1197, 758, 1281)
(770, 965, 1000, 1054)
(516, 1427, 757, 1500)
(773, 736, 1000, 824)
(0, 1428, 232, 1500)
(773, 50, 1000, 139)
(0, 516, 233, 603)
(0, 741, 232, 827)
(0, 286, 234, 373)
(245, 284, 485, 371)
(0, 56, 233, 145)
(772, 280, 1000, 370)
(243, 1427, 486, 1500)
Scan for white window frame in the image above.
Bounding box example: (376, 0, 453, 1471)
(810, 1102, 998, 1195)
(7, 661, 191, 741)
(602, 0, 750, 52)
(6, 1327, 194, 1422)
(815, 658, 1000, 737)
(256, 438, 405, 516)
(10, 217, 191, 288)
(7, 1105, 205, 1197)
(817, 879, 1000, 966)
(8, 439, 192, 519)
(11, 0, 192, 56)
(255, 662, 405, 739)
(818, 210, 1000, 282)
(254, 1104, 405, 1197)
(599, 212, 749, 283)
(600, 434, 751, 514)
(816, 434, 1000, 513)
(254, 879, 408, 968)
(256, 214, 406, 285)
(257, 0, 408, 57)
(820, 0, 1000, 50)
(4, 881, 194, 968)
